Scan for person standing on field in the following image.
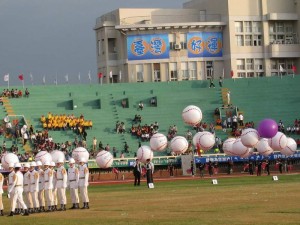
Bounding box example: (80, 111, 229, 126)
(78, 158, 90, 209)
(68, 158, 80, 209)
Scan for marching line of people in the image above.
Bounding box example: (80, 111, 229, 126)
(0, 157, 90, 217)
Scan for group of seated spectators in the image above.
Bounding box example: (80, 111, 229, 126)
(1, 88, 29, 98)
(131, 122, 159, 141)
(41, 112, 92, 130)
(115, 121, 126, 134)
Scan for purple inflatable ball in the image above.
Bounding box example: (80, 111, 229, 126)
(257, 119, 278, 138)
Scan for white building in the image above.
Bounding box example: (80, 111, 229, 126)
(94, 0, 300, 83)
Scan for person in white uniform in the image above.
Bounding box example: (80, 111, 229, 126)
(50, 161, 58, 211)
(78, 157, 89, 209)
(8, 163, 29, 216)
(23, 163, 33, 213)
(29, 161, 40, 213)
(67, 158, 79, 209)
(43, 161, 54, 212)
(56, 158, 67, 211)
(0, 172, 4, 216)
(36, 161, 45, 212)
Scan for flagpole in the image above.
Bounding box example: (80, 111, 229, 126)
(22, 80, 25, 89)
(8, 76, 9, 89)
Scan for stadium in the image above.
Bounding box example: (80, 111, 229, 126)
(1, 0, 300, 224)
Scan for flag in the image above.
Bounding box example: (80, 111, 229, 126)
(292, 65, 296, 73)
(30, 73, 33, 82)
(98, 72, 103, 78)
(42, 75, 46, 84)
(222, 68, 225, 78)
(279, 65, 285, 73)
(4, 74, 9, 82)
(65, 74, 69, 83)
(18, 74, 24, 81)
(88, 71, 91, 81)
(109, 71, 112, 79)
(230, 70, 234, 78)
(78, 73, 81, 81)
(119, 70, 122, 81)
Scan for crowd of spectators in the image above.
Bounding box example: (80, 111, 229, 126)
(131, 122, 159, 141)
(1, 88, 30, 98)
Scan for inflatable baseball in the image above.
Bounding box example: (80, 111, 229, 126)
(268, 132, 287, 151)
(195, 131, 215, 151)
(72, 147, 90, 164)
(222, 138, 236, 156)
(256, 138, 274, 156)
(232, 138, 250, 157)
(150, 133, 168, 151)
(182, 105, 202, 126)
(137, 146, 153, 163)
(96, 151, 114, 168)
(1, 153, 19, 170)
(280, 137, 297, 156)
(35, 151, 52, 165)
(170, 136, 189, 154)
(241, 128, 260, 148)
(50, 150, 66, 163)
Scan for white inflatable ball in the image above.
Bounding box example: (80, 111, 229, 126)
(240, 148, 254, 158)
(96, 151, 114, 168)
(35, 151, 52, 165)
(232, 138, 250, 157)
(150, 133, 168, 151)
(280, 138, 297, 156)
(268, 132, 288, 151)
(182, 105, 202, 126)
(137, 146, 153, 164)
(1, 153, 19, 170)
(170, 136, 189, 154)
(50, 150, 66, 163)
(256, 138, 274, 156)
(72, 147, 90, 164)
(222, 138, 236, 156)
(241, 128, 260, 148)
(196, 131, 215, 151)
(192, 132, 202, 147)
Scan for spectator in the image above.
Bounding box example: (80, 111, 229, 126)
(138, 101, 144, 110)
(150, 97, 156, 106)
(238, 113, 244, 126)
(25, 88, 30, 97)
(124, 142, 129, 153)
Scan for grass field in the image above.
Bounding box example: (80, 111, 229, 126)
(1, 175, 300, 225)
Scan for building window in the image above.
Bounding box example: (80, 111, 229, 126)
(180, 33, 187, 49)
(97, 40, 101, 56)
(189, 62, 197, 80)
(136, 64, 144, 82)
(153, 63, 161, 82)
(276, 22, 284, 33)
(252, 22, 262, 33)
(247, 72, 255, 77)
(170, 63, 177, 81)
(169, 33, 176, 50)
(245, 35, 252, 46)
(237, 59, 245, 70)
(181, 62, 189, 80)
(253, 35, 262, 46)
(235, 21, 243, 33)
(237, 72, 246, 78)
(236, 35, 244, 46)
(244, 21, 252, 33)
(255, 59, 263, 70)
(246, 59, 254, 70)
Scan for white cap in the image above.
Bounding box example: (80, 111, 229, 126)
(57, 158, 64, 164)
(50, 162, 55, 167)
(8, 163, 15, 168)
(36, 161, 42, 166)
(69, 158, 75, 164)
(30, 162, 37, 167)
(23, 163, 30, 168)
(79, 157, 86, 163)
(14, 163, 21, 168)
(43, 161, 50, 166)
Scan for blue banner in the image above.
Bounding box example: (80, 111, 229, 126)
(195, 151, 300, 164)
(127, 34, 169, 61)
(187, 32, 223, 58)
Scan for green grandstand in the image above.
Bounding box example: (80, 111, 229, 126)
(1, 75, 300, 158)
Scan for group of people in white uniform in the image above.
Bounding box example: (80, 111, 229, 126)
(0, 157, 90, 217)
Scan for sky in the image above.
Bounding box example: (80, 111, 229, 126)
(0, 0, 187, 86)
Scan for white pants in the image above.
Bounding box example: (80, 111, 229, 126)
(12, 187, 27, 211)
(38, 190, 45, 207)
(57, 188, 67, 205)
(79, 186, 89, 203)
(23, 191, 33, 208)
(30, 191, 39, 208)
(0, 193, 3, 210)
(45, 189, 53, 207)
(52, 188, 58, 205)
(70, 188, 79, 204)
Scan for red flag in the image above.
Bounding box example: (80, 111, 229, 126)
(18, 74, 24, 81)
(292, 65, 296, 73)
(98, 73, 103, 78)
(230, 70, 234, 78)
